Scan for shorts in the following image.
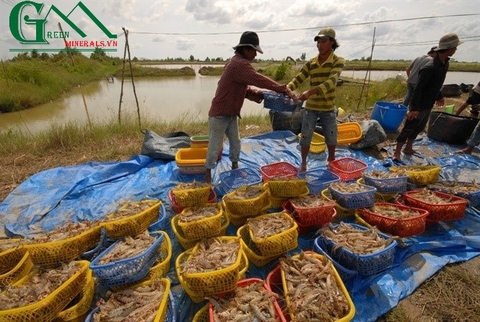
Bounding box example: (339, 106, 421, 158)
(466, 91, 480, 106)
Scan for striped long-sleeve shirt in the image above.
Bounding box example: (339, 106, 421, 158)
(287, 52, 345, 111)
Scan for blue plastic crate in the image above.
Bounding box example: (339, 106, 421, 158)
(263, 92, 302, 112)
(329, 183, 376, 209)
(363, 173, 408, 194)
(218, 167, 262, 193)
(148, 202, 169, 231)
(297, 168, 341, 195)
(81, 227, 113, 261)
(89, 232, 164, 287)
(316, 223, 397, 275)
(313, 237, 357, 282)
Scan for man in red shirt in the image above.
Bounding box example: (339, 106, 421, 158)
(205, 31, 297, 183)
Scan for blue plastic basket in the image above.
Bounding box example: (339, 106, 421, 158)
(263, 92, 302, 112)
(297, 168, 341, 195)
(81, 227, 114, 261)
(316, 223, 397, 275)
(312, 237, 357, 282)
(219, 168, 262, 193)
(362, 173, 408, 194)
(148, 203, 168, 231)
(328, 183, 377, 209)
(89, 232, 164, 287)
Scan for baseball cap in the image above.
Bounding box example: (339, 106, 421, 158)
(314, 27, 336, 41)
(233, 31, 263, 54)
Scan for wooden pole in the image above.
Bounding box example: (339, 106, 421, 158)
(58, 22, 74, 66)
(123, 28, 141, 128)
(356, 27, 376, 111)
(118, 29, 128, 124)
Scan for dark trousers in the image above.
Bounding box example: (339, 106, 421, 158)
(396, 109, 431, 143)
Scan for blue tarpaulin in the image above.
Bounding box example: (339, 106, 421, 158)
(1, 130, 479, 321)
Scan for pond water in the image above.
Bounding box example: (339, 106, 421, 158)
(1, 65, 478, 135)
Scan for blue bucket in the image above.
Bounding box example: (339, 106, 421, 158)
(371, 101, 408, 132)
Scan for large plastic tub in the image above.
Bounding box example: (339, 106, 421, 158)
(370, 101, 407, 132)
(427, 112, 479, 144)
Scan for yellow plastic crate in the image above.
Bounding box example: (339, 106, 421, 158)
(22, 225, 102, 267)
(267, 178, 308, 198)
(171, 184, 212, 208)
(223, 201, 270, 226)
(101, 200, 161, 239)
(337, 122, 362, 145)
(192, 304, 209, 322)
(0, 260, 89, 321)
(175, 147, 207, 166)
(55, 268, 94, 322)
(247, 212, 299, 257)
(298, 132, 326, 154)
(222, 184, 270, 216)
(175, 237, 246, 301)
(0, 250, 33, 288)
(280, 252, 355, 321)
(390, 165, 441, 186)
(0, 247, 29, 276)
(176, 203, 223, 240)
(237, 225, 281, 267)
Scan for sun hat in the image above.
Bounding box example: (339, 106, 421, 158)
(233, 31, 263, 53)
(427, 46, 436, 54)
(433, 33, 463, 51)
(314, 27, 336, 41)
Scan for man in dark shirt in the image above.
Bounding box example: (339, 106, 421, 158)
(393, 33, 463, 162)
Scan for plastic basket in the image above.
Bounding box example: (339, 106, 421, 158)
(0, 260, 89, 321)
(147, 202, 169, 232)
(85, 278, 171, 322)
(219, 167, 263, 193)
(316, 223, 397, 275)
(428, 181, 480, 208)
(55, 268, 95, 322)
(267, 178, 308, 198)
(22, 224, 102, 267)
(175, 237, 247, 302)
(298, 132, 326, 154)
(279, 251, 355, 321)
(401, 190, 468, 222)
(297, 168, 341, 195)
(0, 250, 33, 288)
(89, 232, 164, 287)
(171, 184, 212, 208)
(171, 212, 229, 250)
(208, 278, 287, 322)
(80, 227, 113, 262)
(263, 92, 301, 112)
(169, 188, 217, 214)
(0, 246, 29, 275)
(237, 225, 281, 267)
(260, 161, 299, 182)
(362, 172, 408, 194)
(282, 195, 336, 227)
(269, 185, 310, 209)
(312, 239, 358, 282)
(193, 304, 210, 322)
(224, 201, 270, 227)
(328, 183, 377, 209)
(357, 202, 429, 237)
(328, 157, 368, 182)
(101, 200, 161, 239)
(389, 165, 441, 186)
(247, 212, 299, 257)
(337, 122, 363, 145)
(176, 203, 223, 240)
(321, 189, 356, 221)
(222, 184, 270, 216)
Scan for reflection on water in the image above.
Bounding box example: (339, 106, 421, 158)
(1, 69, 478, 135)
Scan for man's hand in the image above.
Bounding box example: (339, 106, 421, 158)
(406, 110, 420, 120)
(285, 88, 298, 103)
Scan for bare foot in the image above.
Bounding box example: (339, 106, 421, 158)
(455, 148, 472, 155)
(232, 162, 238, 170)
(402, 149, 417, 155)
(299, 163, 307, 172)
(205, 169, 212, 184)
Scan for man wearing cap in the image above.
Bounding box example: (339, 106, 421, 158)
(393, 33, 463, 162)
(204, 31, 297, 183)
(403, 47, 436, 107)
(287, 27, 345, 171)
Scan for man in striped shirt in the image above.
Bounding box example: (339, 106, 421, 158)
(287, 27, 345, 171)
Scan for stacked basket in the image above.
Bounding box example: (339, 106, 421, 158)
(222, 184, 270, 226)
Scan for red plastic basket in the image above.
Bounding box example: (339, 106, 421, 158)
(282, 195, 336, 227)
(357, 202, 429, 237)
(328, 157, 368, 182)
(400, 190, 468, 223)
(260, 161, 299, 182)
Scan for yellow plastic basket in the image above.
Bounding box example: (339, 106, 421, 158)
(171, 184, 212, 208)
(171, 213, 229, 250)
(22, 225, 102, 267)
(175, 237, 246, 301)
(389, 165, 441, 186)
(192, 304, 210, 322)
(247, 212, 299, 257)
(222, 185, 270, 216)
(237, 225, 281, 267)
(298, 132, 326, 154)
(0, 260, 89, 321)
(223, 201, 270, 226)
(55, 268, 94, 322)
(337, 122, 362, 145)
(176, 203, 223, 240)
(101, 200, 161, 239)
(0, 246, 29, 277)
(280, 251, 355, 321)
(177, 250, 248, 303)
(0, 250, 33, 288)
(267, 178, 308, 198)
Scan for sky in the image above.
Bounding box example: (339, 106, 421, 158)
(1, 0, 479, 62)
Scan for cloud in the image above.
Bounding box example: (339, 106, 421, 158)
(176, 37, 195, 51)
